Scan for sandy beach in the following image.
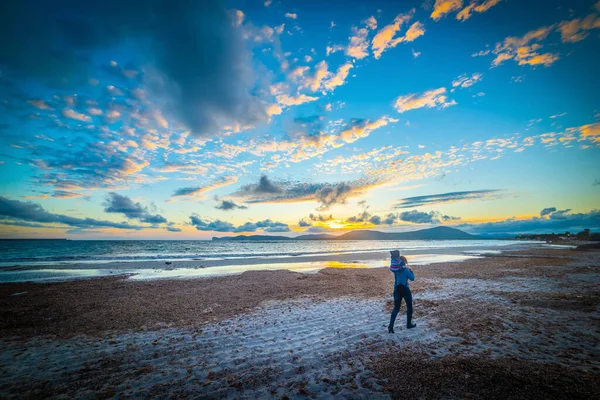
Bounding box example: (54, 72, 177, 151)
(1, 247, 599, 399)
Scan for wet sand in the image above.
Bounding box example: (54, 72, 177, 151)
(0, 248, 599, 398)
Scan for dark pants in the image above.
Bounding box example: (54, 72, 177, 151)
(389, 284, 413, 328)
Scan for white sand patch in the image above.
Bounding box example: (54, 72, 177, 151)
(0, 297, 436, 398)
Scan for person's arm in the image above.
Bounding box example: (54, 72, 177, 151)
(406, 266, 415, 281)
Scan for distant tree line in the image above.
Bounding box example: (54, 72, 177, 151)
(516, 229, 599, 242)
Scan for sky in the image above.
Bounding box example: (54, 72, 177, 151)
(0, 0, 599, 239)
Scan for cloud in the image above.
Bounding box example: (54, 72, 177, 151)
(326, 44, 344, 56)
(215, 199, 248, 211)
(346, 27, 371, 59)
(323, 63, 353, 91)
(397, 210, 458, 224)
(1, 1, 266, 137)
(540, 207, 557, 217)
(452, 73, 483, 88)
(190, 215, 289, 233)
(232, 176, 380, 210)
(234, 219, 290, 233)
(491, 25, 558, 67)
(62, 108, 91, 123)
(431, 0, 463, 21)
(314, 183, 354, 211)
(190, 215, 236, 232)
(171, 176, 238, 200)
(372, 12, 416, 59)
(27, 99, 53, 110)
(0, 196, 143, 230)
(458, 209, 600, 236)
(558, 14, 600, 43)
(394, 87, 457, 113)
(303, 61, 330, 92)
(285, 13, 297, 20)
(276, 94, 319, 106)
(104, 193, 167, 224)
(456, 0, 501, 21)
(395, 190, 502, 208)
(238, 175, 285, 195)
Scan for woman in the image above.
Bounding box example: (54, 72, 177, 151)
(388, 250, 416, 333)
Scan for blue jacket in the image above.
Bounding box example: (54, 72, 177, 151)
(393, 267, 415, 288)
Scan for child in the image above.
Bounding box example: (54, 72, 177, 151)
(388, 249, 416, 332)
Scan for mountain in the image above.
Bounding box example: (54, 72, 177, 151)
(212, 227, 478, 241)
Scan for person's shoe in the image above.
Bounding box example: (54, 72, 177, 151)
(388, 325, 395, 333)
(407, 323, 416, 329)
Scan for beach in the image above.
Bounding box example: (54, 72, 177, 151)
(1, 246, 599, 398)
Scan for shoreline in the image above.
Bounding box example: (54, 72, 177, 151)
(0, 247, 598, 398)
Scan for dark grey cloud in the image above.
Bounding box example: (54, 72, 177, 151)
(238, 175, 285, 196)
(347, 211, 371, 223)
(548, 209, 571, 220)
(0, 0, 265, 136)
(369, 215, 382, 225)
(233, 176, 374, 211)
(215, 199, 248, 211)
(309, 213, 333, 221)
(395, 190, 502, 208)
(397, 210, 459, 224)
(540, 207, 557, 217)
(458, 209, 599, 236)
(0, 196, 142, 230)
(190, 215, 289, 233)
(104, 193, 167, 224)
(383, 213, 398, 225)
(315, 183, 353, 211)
(173, 187, 203, 197)
(298, 219, 312, 227)
(234, 220, 290, 233)
(166, 223, 182, 232)
(190, 215, 236, 232)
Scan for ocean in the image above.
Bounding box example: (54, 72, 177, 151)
(0, 239, 539, 267)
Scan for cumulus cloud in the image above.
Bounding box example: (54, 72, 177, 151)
(491, 25, 559, 67)
(276, 94, 319, 106)
(558, 14, 600, 43)
(458, 209, 600, 236)
(238, 175, 285, 196)
(395, 190, 502, 208)
(190, 215, 289, 233)
(540, 207, 557, 217)
(171, 176, 238, 200)
(0, 196, 143, 230)
(346, 27, 371, 59)
(315, 182, 354, 211)
(431, 0, 464, 21)
(232, 176, 380, 211)
(394, 87, 457, 113)
(456, 0, 501, 21)
(452, 73, 483, 88)
(215, 199, 248, 211)
(397, 210, 458, 224)
(372, 12, 417, 59)
(104, 193, 167, 224)
(0, 0, 266, 137)
(285, 13, 297, 19)
(62, 108, 91, 123)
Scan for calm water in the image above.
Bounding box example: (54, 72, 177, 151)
(0, 239, 536, 267)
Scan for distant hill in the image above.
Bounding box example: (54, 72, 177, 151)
(212, 226, 478, 241)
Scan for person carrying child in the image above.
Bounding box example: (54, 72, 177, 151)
(388, 250, 416, 333)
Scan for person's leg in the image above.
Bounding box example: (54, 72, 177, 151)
(388, 286, 402, 332)
(404, 287, 415, 328)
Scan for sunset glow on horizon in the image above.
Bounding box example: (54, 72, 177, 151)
(0, 0, 599, 239)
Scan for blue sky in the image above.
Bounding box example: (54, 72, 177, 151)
(0, 0, 599, 239)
